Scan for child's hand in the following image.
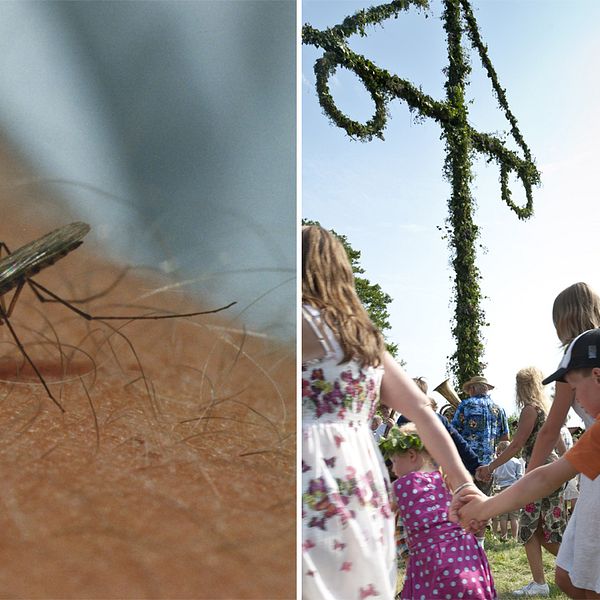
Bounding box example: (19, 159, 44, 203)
(448, 484, 481, 522)
(449, 484, 488, 532)
(457, 494, 488, 532)
(475, 465, 492, 482)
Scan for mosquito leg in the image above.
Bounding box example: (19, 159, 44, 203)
(26, 266, 132, 305)
(0, 308, 65, 412)
(5, 280, 25, 318)
(0, 241, 12, 258)
(26, 281, 46, 304)
(0, 243, 12, 313)
(28, 279, 236, 320)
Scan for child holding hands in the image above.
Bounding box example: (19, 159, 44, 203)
(452, 329, 600, 599)
(491, 440, 523, 541)
(382, 424, 496, 600)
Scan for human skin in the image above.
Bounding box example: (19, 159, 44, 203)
(475, 404, 537, 482)
(0, 157, 295, 598)
(390, 449, 435, 479)
(554, 369, 600, 599)
(526, 381, 573, 471)
(452, 370, 600, 598)
(380, 354, 477, 492)
(453, 459, 571, 589)
(452, 369, 600, 529)
(451, 458, 576, 531)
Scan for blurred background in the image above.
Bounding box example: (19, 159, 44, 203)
(0, 0, 295, 339)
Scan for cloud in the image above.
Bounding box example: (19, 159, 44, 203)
(302, 72, 313, 92)
(539, 149, 593, 177)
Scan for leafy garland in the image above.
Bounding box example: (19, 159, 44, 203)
(379, 426, 424, 459)
(303, 0, 540, 390)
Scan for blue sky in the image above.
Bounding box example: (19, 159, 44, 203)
(302, 0, 600, 421)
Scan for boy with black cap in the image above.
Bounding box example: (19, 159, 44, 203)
(450, 329, 600, 598)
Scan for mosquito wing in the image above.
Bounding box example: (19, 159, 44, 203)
(0, 222, 91, 296)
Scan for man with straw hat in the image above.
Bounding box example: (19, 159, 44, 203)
(451, 375, 509, 547)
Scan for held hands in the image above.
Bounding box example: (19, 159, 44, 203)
(475, 464, 492, 482)
(448, 484, 489, 534)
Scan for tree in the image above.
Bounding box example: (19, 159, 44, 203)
(507, 413, 519, 438)
(303, 219, 399, 358)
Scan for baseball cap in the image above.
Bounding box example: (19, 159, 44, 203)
(543, 328, 600, 385)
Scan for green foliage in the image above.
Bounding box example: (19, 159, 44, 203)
(379, 426, 423, 459)
(441, 0, 486, 388)
(478, 535, 566, 598)
(303, 219, 398, 357)
(303, 0, 540, 391)
(507, 413, 520, 438)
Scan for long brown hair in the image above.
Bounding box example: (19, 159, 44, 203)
(553, 282, 600, 346)
(302, 225, 385, 367)
(515, 366, 549, 415)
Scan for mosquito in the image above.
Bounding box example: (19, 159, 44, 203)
(0, 221, 236, 412)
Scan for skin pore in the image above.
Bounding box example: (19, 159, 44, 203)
(0, 150, 295, 599)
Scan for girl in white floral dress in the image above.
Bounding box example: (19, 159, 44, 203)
(301, 225, 483, 600)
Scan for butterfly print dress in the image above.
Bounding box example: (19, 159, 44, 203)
(302, 305, 396, 600)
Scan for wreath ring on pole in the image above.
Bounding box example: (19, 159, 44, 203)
(315, 52, 388, 140)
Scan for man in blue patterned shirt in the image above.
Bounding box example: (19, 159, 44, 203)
(452, 376, 510, 466)
(452, 375, 509, 547)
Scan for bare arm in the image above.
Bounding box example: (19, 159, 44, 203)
(302, 311, 325, 362)
(483, 405, 537, 473)
(380, 353, 474, 491)
(555, 431, 568, 456)
(458, 457, 577, 526)
(526, 381, 573, 471)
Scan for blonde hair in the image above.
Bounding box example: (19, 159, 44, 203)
(553, 282, 600, 346)
(496, 440, 510, 453)
(515, 367, 549, 415)
(398, 423, 432, 462)
(412, 378, 438, 411)
(413, 377, 428, 394)
(399, 422, 419, 436)
(302, 225, 384, 367)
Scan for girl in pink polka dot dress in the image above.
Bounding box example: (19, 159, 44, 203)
(384, 423, 496, 600)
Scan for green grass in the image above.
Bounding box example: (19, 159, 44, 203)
(483, 532, 566, 599)
(397, 531, 568, 599)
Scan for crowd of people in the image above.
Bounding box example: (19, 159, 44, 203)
(302, 224, 600, 599)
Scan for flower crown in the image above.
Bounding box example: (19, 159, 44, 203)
(379, 425, 424, 459)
